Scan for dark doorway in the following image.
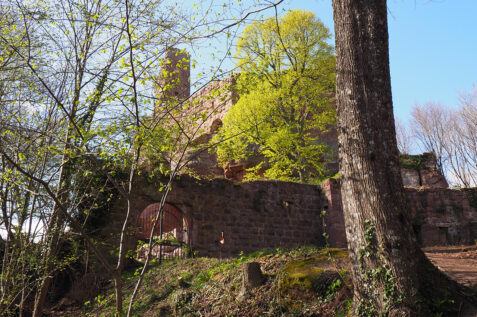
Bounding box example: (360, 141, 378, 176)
(438, 227, 448, 245)
(412, 224, 422, 245)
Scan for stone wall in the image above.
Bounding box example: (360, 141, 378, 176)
(407, 187, 477, 246)
(162, 76, 239, 179)
(321, 178, 477, 247)
(106, 175, 477, 262)
(182, 79, 339, 180)
(153, 52, 339, 180)
(188, 76, 238, 134)
(400, 153, 448, 188)
(154, 48, 190, 119)
(129, 175, 325, 257)
(152, 51, 449, 187)
(320, 179, 347, 248)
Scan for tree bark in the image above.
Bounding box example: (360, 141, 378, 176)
(332, 0, 477, 315)
(33, 135, 71, 317)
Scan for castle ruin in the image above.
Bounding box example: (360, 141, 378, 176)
(117, 49, 477, 259)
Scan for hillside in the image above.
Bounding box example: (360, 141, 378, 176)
(52, 247, 352, 316)
(49, 245, 477, 316)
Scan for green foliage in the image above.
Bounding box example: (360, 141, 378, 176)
(357, 220, 404, 315)
(192, 248, 278, 289)
(214, 9, 336, 184)
(74, 157, 125, 236)
(400, 153, 426, 170)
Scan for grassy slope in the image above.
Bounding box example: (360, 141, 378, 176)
(61, 247, 352, 316)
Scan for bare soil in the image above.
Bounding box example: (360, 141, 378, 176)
(424, 245, 477, 291)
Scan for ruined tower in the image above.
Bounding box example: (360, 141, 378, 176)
(154, 48, 190, 118)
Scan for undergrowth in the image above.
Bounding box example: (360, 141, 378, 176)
(67, 246, 352, 316)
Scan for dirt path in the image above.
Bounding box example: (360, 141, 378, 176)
(424, 246, 477, 316)
(424, 245, 477, 290)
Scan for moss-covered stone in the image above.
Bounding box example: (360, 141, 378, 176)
(400, 153, 428, 170)
(279, 248, 348, 296)
(312, 270, 343, 297)
(281, 257, 324, 292)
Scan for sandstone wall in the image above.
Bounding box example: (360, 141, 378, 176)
(406, 187, 477, 246)
(320, 178, 347, 248)
(176, 77, 238, 178)
(130, 176, 325, 257)
(400, 153, 449, 188)
(164, 70, 339, 181)
(107, 176, 477, 263)
(321, 178, 477, 247)
(188, 76, 238, 134)
(154, 48, 190, 119)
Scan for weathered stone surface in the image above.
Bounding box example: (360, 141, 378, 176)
(401, 168, 421, 187)
(242, 262, 265, 290)
(320, 178, 347, 248)
(158, 64, 339, 181)
(155, 55, 451, 190)
(106, 174, 475, 260)
(126, 175, 325, 257)
(401, 153, 449, 188)
(321, 179, 477, 247)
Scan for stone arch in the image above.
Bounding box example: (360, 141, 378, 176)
(209, 118, 222, 133)
(136, 202, 190, 245)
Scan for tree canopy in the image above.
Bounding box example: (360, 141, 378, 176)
(214, 9, 336, 183)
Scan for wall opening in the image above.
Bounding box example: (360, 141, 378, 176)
(438, 226, 449, 245)
(136, 203, 190, 261)
(412, 224, 422, 245)
(209, 118, 222, 133)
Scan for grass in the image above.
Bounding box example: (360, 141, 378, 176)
(66, 246, 352, 317)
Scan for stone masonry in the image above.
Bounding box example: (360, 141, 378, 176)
(154, 50, 450, 187)
(117, 50, 476, 259)
(117, 175, 477, 259)
(154, 48, 338, 181)
(129, 175, 325, 257)
(400, 153, 448, 188)
(321, 178, 477, 248)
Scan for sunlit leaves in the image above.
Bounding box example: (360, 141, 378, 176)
(215, 9, 336, 184)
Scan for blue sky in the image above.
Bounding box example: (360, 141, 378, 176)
(267, 0, 477, 121)
(187, 0, 477, 123)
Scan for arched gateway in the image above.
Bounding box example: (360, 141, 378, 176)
(136, 203, 190, 260)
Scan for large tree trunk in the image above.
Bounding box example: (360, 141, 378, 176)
(332, 0, 477, 315)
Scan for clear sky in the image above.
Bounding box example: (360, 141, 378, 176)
(187, 0, 477, 123)
(265, 0, 477, 122)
